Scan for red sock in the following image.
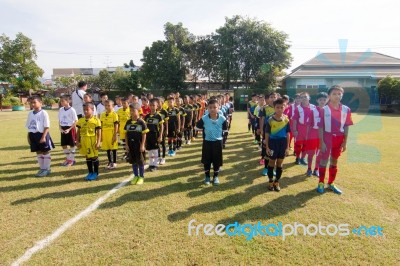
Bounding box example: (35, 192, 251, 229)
(315, 151, 321, 171)
(328, 165, 338, 184)
(319, 167, 326, 183)
(307, 152, 314, 169)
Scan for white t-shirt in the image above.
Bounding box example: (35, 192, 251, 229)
(25, 109, 50, 133)
(71, 89, 86, 116)
(58, 106, 78, 127)
(97, 102, 105, 117)
(114, 105, 122, 112)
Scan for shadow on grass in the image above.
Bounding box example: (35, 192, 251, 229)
(10, 170, 132, 205)
(216, 189, 320, 225)
(168, 173, 310, 223)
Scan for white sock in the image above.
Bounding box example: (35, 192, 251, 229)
(69, 147, 76, 161)
(152, 149, 159, 166)
(148, 150, 154, 166)
(43, 154, 51, 170)
(63, 149, 69, 160)
(37, 155, 44, 169)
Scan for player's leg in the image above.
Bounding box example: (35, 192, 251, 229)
(267, 159, 276, 190)
(327, 135, 345, 194)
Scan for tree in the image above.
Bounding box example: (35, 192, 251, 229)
(140, 40, 187, 91)
(0, 33, 44, 92)
(94, 69, 114, 91)
(113, 67, 140, 93)
(213, 16, 292, 89)
(377, 76, 400, 104)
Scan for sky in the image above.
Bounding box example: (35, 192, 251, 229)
(1, 0, 400, 79)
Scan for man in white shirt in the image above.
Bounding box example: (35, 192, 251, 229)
(72, 81, 87, 118)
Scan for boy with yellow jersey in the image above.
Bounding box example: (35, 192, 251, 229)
(100, 100, 119, 170)
(76, 103, 102, 181)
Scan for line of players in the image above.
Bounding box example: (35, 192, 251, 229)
(246, 86, 353, 194)
(26, 90, 235, 185)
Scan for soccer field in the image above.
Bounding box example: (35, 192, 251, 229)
(1, 110, 399, 265)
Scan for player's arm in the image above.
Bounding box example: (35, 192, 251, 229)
(177, 113, 181, 132)
(95, 124, 102, 149)
(158, 119, 164, 142)
(113, 120, 119, 144)
(341, 126, 349, 152)
(76, 126, 81, 148)
(319, 126, 325, 153)
(141, 122, 149, 152)
(286, 122, 291, 156)
(40, 127, 49, 143)
(265, 121, 271, 155)
(195, 117, 204, 131)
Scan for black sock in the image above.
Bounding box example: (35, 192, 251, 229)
(267, 166, 274, 182)
(93, 157, 99, 174)
(112, 150, 117, 163)
(248, 123, 251, 131)
(106, 150, 111, 164)
(264, 158, 269, 168)
(173, 141, 176, 151)
(86, 159, 93, 173)
(276, 167, 283, 181)
(213, 165, 220, 178)
(204, 163, 211, 178)
(168, 140, 172, 150)
(162, 140, 166, 157)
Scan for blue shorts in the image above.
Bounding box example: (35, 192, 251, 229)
(29, 132, 55, 153)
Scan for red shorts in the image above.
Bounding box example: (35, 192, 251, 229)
(306, 138, 319, 151)
(320, 134, 345, 160)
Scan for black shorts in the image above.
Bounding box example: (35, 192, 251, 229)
(127, 142, 146, 165)
(267, 138, 287, 160)
(146, 132, 159, 150)
(60, 126, 76, 147)
(168, 126, 177, 138)
(201, 140, 223, 167)
(29, 132, 55, 153)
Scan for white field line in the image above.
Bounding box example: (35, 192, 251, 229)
(11, 176, 132, 266)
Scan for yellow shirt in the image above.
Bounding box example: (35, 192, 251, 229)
(117, 108, 130, 127)
(76, 116, 101, 137)
(100, 111, 119, 132)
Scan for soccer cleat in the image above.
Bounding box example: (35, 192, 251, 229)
(191, 137, 195, 141)
(61, 160, 70, 166)
(35, 169, 45, 177)
(168, 150, 173, 156)
(170, 151, 176, 156)
(268, 181, 274, 191)
(88, 173, 98, 181)
(299, 158, 307, 166)
(262, 168, 268, 176)
(131, 176, 139, 185)
(329, 183, 343, 195)
(259, 159, 265, 165)
(312, 170, 319, 177)
(212, 177, 220, 186)
(204, 176, 211, 185)
(253, 139, 258, 144)
(84, 173, 93, 181)
(37, 169, 49, 177)
(67, 160, 76, 166)
(273, 182, 281, 192)
(109, 163, 117, 170)
(159, 158, 166, 165)
(136, 177, 144, 185)
(149, 166, 155, 172)
(316, 182, 325, 193)
(176, 146, 181, 150)
(306, 169, 313, 177)
(106, 163, 112, 170)
(295, 158, 300, 165)
(187, 140, 191, 145)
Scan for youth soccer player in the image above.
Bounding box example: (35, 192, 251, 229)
(265, 98, 290, 192)
(116, 98, 130, 159)
(144, 99, 164, 171)
(175, 97, 186, 150)
(247, 94, 258, 134)
(195, 99, 228, 186)
(156, 98, 169, 165)
(76, 103, 102, 180)
(125, 106, 149, 185)
(317, 86, 353, 194)
(182, 95, 194, 144)
(96, 92, 108, 118)
(100, 100, 119, 169)
(58, 95, 78, 166)
(292, 92, 314, 165)
(166, 97, 181, 156)
(26, 96, 55, 177)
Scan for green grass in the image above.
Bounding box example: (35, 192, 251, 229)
(1, 110, 399, 265)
